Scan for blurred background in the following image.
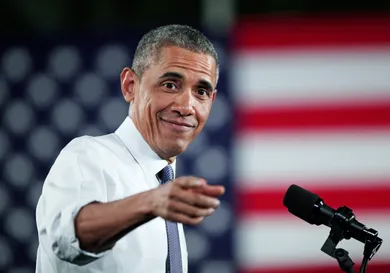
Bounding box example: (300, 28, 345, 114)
(1, 1, 390, 273)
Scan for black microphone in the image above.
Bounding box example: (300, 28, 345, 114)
(283, 184, 383, 273)
(283, 184, 382, 249)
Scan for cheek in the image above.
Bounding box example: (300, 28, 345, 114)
(145, 94, 168, 126)
(137, 91, 153, 114)
(149, 94, 165, 116)
(197, 103, 212, 124)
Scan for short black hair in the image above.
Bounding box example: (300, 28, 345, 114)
(132, 24, 219, 82)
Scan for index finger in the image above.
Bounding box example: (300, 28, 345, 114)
(192, 184, 225, 197)
(174, 176, 206, 189)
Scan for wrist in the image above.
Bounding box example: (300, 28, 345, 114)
(119, 190, 156, 229)
(136, 190, 156, 218)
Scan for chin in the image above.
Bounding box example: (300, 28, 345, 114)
(162, 140, 189, 158)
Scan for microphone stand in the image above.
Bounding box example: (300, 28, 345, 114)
(320, 206, 383, 273)
(321, 223, 355, 273)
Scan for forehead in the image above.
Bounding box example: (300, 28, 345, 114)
(150, 46, 217, 86)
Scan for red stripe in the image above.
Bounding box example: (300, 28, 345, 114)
(232, 13, 390, 50)
(236, 183, 390, 214)
(240, 262, 390, 273)
(235, 100, 390, 132)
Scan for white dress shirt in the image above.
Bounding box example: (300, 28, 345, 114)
(35, 116, 188, 273)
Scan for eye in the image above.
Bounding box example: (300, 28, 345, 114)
(197, 89, 209, 97)
(163, 82, 178, 90)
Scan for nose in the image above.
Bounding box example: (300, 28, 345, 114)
(170, 89, 196, 116)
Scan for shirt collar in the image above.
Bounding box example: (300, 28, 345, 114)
(115, 116, 176, 177)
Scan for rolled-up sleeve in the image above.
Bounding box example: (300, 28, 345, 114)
(36, 137, 109, 265)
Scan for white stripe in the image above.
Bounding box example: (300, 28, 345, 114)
(236, 212, 390, 268)
(234, 131, 390, 189)
(231, 48, 390, 107)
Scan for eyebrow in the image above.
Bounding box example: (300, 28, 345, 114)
(198, 79, 213, 91)
(159, 71, 214, 90)
(159, 72, 184, 80)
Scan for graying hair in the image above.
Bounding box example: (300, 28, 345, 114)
(131, 24, 219, 83)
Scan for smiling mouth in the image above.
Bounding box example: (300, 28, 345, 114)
(160, 118, 196, 130)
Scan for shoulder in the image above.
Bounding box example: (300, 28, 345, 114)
(57, 133, 134, 167)
(62, 133, 122, 157)
(47, 133, 128, 176)
(48, 134, 113, 168)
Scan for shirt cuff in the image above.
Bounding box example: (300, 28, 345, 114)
(50, 199, 111, 265)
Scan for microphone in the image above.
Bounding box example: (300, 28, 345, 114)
(283, 184, 382, 255)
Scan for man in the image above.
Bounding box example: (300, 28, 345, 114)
(35, 24, 225, 273)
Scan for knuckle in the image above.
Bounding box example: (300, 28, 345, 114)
(190, 208, 201, 217)
(168, 185, 179, 197)
(184, 217, 195, 225)
(181, 216, 193, 225)
(166, 211, 176, 221)
(166, 200, 177, 210)
(202, 196, 214, 207)
(193, 193, 204, 203)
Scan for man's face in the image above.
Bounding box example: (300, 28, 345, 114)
(121, 46, 217, 161)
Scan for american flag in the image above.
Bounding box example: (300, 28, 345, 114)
(1, 14, 390, 273)
(232, 14, 390, 273)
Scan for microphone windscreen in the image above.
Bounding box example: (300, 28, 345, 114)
(283, 184, 321, 224)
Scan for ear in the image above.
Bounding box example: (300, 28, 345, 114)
(211, 89, 217, 103)
(120, 67, 138, 103)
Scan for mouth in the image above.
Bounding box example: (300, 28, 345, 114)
(160, 118, 196, 131)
